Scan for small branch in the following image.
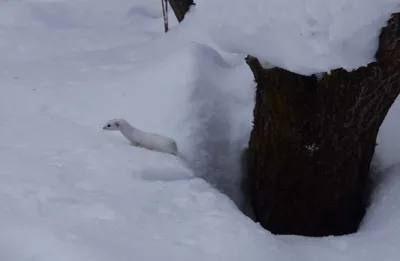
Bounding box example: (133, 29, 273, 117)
(161, 0, 169, 32)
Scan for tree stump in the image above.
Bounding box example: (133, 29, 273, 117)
(246, 13, 400, 236)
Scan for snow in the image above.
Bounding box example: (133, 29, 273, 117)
(0, 0, 400, 261)
(198, 0, 400, 75)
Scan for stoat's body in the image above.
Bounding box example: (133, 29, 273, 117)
(102, 118, 179, 155)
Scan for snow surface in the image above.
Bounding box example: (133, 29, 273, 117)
(199, 0, 400, 75)
(1, 0, 400, 260)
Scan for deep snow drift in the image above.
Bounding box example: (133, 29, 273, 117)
(0, 0, 400, 261)
(199, 0, 400, 75)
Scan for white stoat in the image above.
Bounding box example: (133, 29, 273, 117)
(102, 118, 180, 156)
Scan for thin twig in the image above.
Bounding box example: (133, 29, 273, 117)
(161, 0, 169, 32)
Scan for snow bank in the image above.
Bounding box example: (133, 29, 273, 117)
(196, 0, 400, 75)
(0, 1, 270, 260)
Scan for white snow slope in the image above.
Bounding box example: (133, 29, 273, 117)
(0, 0, 400, 261)
(202, 0, 400, 75)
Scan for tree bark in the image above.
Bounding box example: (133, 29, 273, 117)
(168, 0, 195, 23)
(246, 13, 400, 237)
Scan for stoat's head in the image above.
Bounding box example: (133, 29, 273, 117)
(102, 118, 126, 131)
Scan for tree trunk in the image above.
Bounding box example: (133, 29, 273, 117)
(246, 13, 400, 237)
(168, 0, 195, 23)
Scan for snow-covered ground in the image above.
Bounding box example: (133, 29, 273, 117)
(200, 0, 400, 75)
(0, 0, 400, 260)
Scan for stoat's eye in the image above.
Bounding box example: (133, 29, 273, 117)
(107, 124, 111, 127)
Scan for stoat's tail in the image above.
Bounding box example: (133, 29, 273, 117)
(175, 151, 192, 170)
(176, 151, 187, 161)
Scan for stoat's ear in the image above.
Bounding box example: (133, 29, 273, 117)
(115, 122, 120, 127)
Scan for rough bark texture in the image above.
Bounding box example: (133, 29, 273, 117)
(246, 13, 400, 237)
(168, 0, 195, 23)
